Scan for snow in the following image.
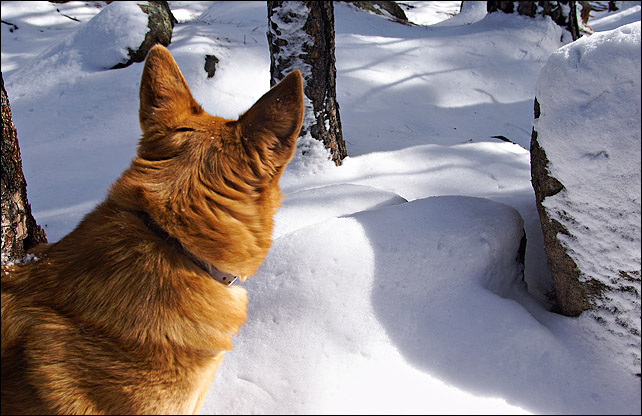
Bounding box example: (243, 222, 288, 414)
(401, 1, 462, 26)
(534, 21, 641, 375)
(589, 1, 642, 32)
(4, 1, 148, 98)
(1, 1, 640, 414)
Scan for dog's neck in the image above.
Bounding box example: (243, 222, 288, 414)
(130, 210, 238, 286)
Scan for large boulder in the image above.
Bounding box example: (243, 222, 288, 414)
(36, 1, 175, 71)
(111, 1, 177, 69)
(531, 22, 641, 375)
(4, 2, 176, 98)
(341, 1, 408, 22)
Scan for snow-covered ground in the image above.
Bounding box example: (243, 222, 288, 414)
(1, 1, 640, 414)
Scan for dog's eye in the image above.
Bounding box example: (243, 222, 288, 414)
(175, 127, 195, 132)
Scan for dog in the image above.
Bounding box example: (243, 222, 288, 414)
(1, 45, 304, 414)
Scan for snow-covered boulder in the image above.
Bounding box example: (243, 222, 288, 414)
(48, 1, 175, 70)
(9, 1, 173, 78)
(531, 22, 641, 375)
(111, 1, 175, 69)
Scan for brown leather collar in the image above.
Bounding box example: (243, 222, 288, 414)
(130, 210, 238, 286)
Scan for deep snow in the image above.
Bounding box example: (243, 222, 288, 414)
(1, 1, 640, 414)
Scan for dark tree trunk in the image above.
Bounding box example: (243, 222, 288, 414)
(487, 1, 581, 41)
(566, 1, 580, 40)
(267, 1, 348, 166)
(1, 72, 47, 263)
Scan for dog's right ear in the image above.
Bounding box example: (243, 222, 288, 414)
(138, 45, 203, 134)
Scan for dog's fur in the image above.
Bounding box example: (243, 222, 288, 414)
(1, 45, 303, 414)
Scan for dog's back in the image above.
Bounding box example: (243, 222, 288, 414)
(2, 202, 249, 414)
(1, 45, 303, 415)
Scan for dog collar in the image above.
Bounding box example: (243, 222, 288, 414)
(130, 210, 238, 286)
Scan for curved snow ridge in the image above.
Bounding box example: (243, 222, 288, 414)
(273, 183, 407, 239)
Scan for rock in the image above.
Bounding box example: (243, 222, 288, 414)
(204, 54, 219, 78)
(530, 98, 594, 316)
(24, 1, 177, 71)
(112, 1, 177, 69)
(531, 23, 641, 375)
(342, 1, 408, 22)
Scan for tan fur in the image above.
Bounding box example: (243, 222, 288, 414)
(1, 45, 304, 415)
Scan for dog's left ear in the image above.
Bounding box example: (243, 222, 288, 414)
(139, 45, 203, 134)
(237, 70, 304, 172)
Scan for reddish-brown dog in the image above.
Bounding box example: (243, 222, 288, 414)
(1, 45, 303, 414)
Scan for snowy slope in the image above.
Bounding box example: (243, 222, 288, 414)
(1, 1, 640, 414)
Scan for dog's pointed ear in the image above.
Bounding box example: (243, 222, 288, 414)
(237, 70, 304, 171)
(139, 45, 203, 134)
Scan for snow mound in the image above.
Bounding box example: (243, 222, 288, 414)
(6, 2, 148, 98)
(203, 196, 531, 414)
(273, 183, 407, 238)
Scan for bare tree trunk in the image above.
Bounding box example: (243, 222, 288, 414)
(267, 1, 348, 166)
(1, 72, 47, 263)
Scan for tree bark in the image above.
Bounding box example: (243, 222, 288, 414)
(1, 72, 47, 263)
(267, 1, 348, 166)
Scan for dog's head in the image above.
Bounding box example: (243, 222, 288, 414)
(113, 45, 303, 278)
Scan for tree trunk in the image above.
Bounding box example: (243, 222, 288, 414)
(267, 1, 348, 166)
(1, 72, 47, 263)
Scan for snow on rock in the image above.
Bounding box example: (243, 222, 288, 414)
(533, 21, 641, 376)
(6, 2, 148, 98)
(48, 1, 149, 70)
